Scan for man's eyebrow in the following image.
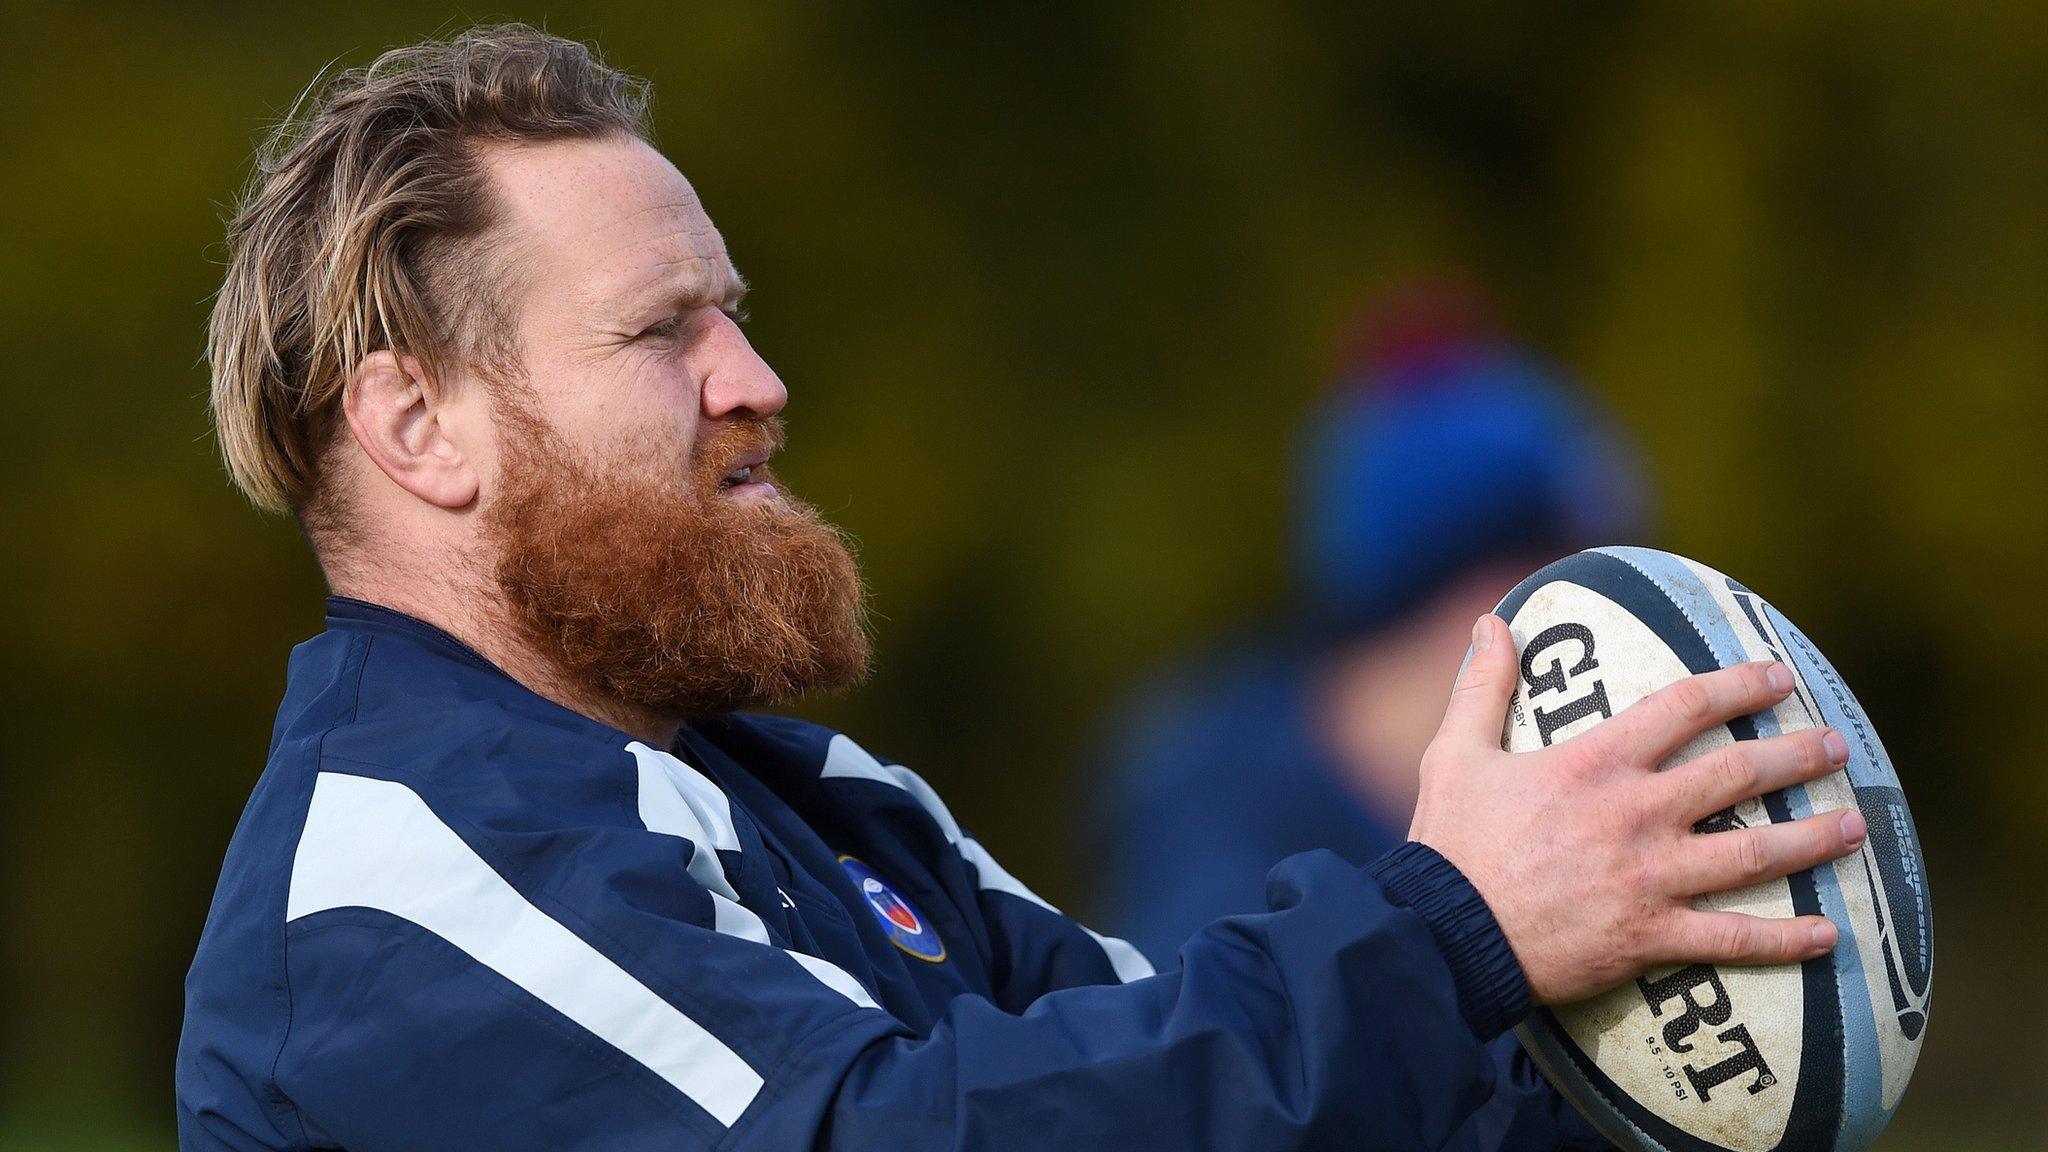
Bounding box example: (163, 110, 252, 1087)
(717, 270, 750, 312)
(656, 262, 749, 313)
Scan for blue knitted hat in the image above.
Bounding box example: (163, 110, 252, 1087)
(1296, 287, 1648, 634)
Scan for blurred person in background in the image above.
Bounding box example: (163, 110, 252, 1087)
(1090, 285, 1651, 1143)
(1094, 282, 1652, 967)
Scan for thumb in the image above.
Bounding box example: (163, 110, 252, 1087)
(1436, 614, 1517, 754)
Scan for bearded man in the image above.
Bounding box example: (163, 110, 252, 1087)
(177, 26, 1868, 1152)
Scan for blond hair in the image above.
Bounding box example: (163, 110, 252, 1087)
(208, 23, 652, 523)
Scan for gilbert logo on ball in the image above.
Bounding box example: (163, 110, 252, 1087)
(1494, 547, 1930, 1152)
(839, 855, 946, 962)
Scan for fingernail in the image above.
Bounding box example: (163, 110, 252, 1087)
(1810, 921, 1838, 952)
(1472, 615, 1493, 652)
(1822, 729, 1849, 765)
(1840, 809, 1867, 846)
(1766, 663, 1794, 693)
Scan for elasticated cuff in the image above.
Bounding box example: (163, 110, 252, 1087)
(1367, 841, 1530, 1041)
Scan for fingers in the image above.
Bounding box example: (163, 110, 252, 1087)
(1659, 910, 1841, 967)
(1600, 662, 1796, 769)
(1434, 615, 1518, 755)
(1655, 727, 1850, 821)
(1667, 808, 1869, 895)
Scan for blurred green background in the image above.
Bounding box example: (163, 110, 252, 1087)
(2, 2, 2042, 1148)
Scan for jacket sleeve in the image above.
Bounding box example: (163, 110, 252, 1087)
(272, 765, 1586, 1152)
(857, 747, 1612, 1152)
(1449, 1038, 1615, 1152)
(958, 832, 1610, 1152)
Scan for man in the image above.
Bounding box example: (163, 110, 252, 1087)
(178, 26, 1867, 1152)
(1097, 283, 1649, 966)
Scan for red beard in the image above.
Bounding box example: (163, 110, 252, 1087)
(484, 398, 871, 720)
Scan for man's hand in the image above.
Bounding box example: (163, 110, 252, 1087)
(1410, 613, 1868, 1007)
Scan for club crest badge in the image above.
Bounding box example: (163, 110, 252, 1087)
(839, 856, 946, 962)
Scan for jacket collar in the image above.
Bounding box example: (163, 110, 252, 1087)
(324, 595, 506, 676)
(323, 595, 709, 755)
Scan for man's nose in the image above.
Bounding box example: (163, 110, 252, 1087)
(701, 318, 788, 421)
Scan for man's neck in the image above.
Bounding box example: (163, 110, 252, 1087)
(1308, 563, 1535, 824)
(1309, 632, 1439, 822)
(328, 568, 684, 747)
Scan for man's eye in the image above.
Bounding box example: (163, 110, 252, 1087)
(638, 315, 685, 341)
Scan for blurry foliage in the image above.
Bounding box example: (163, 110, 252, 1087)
(0, 1, 2041, 1146)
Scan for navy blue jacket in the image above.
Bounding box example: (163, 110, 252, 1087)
(177, 598, 1600, 1150)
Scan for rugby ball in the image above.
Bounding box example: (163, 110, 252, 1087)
(1496, 547, 1931, 1152)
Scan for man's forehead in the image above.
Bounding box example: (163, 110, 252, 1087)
(483, 135, 738, 302)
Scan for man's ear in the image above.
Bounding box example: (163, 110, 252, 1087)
(341, 350, 480, 510)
